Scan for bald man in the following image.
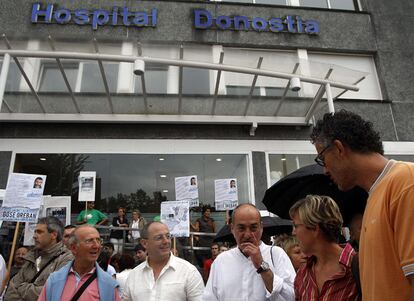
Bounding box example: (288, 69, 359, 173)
(203, 204, 295, 301)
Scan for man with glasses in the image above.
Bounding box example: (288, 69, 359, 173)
(4, 217, 73, 301)
(311, 110, 414, 301)
(38, 225, 120, 301)
(122, 221, 204, 301)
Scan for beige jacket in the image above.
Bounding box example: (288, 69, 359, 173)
(4, 241, 73, 301)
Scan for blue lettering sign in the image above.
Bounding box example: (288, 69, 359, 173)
(194, 9, 212, 28)
(31, 3, 158, 30)
(193, 9, 319, 35)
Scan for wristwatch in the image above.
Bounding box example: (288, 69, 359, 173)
(256, 261, 270, 274)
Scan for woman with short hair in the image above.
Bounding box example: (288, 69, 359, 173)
(290, 195, 359, 301)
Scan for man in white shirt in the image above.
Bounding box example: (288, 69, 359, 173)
(202, 204, 295, 301)
(122, 221, 204, 301)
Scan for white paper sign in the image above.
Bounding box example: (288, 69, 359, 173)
(42, 196, 71, 226)
(215, 178, 238, 211)
(175, 175, 199, 207)
(0, 173, 46, 222)
(24, 222, 37, 246)
(161, 200, 190, 237)
(78, 171, 96, 202)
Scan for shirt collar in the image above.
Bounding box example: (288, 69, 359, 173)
(69, 265, 96, 277)
(144, 253, 177, 271)
(305, 243, 356, 269)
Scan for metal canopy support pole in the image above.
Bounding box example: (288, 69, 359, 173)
(303, 68, 333, 122)
(334, 76, 365, 99)
(93, 38, 114, 114)
(0, 53, 10, 112)
(211, 51, 224, 115)
(136, 41, 148, 114)
(274, 63, 300, 116)
(48, 36, 80, 113)
(305, 84, 326, 123)
(178, 45, 184, 114)
(2, 35, 46, 113)
(244, 57, 263, 116)
(326, 83, 335, 113)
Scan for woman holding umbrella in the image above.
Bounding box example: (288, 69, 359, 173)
(289, 195, 360, 301)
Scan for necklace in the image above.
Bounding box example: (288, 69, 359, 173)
(368, 159, 395, 194)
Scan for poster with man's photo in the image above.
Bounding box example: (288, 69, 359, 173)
(78, 171, 96, 202)
(0, 173, 46, 222)
(214, 178, 238, 211)
(175, 175, 199, 207)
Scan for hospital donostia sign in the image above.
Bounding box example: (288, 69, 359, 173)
(31, 3, 319, 35)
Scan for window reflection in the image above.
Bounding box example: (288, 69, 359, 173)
(14, 153, 249, 217)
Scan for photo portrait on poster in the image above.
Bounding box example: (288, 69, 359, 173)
(0, 173, 46, 223)
(175, 175, 199, 207)
(161, 200, 190, 237)
(214, 178, 238, 211)
(78, 171, 96, 202)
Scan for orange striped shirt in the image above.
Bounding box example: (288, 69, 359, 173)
(294, 243, 360, 301)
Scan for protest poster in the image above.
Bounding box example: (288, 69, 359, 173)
(42, 196, 71, 226)
(23, 222, 37, 246)
(175, 175, 199, 207)
(161, 200, 190, 237)
(78, 171, 96, 202)
(214, 178, 238, 211)
(0, 173, 46, 223)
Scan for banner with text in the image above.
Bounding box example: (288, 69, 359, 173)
(0, 173, 46, 222)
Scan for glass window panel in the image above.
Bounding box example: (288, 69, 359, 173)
(226, 85, 260, 96)
(265, 87, 298, 97)
(307, 53, 381, 100)
(81, 62, 118, 93)
(221, 0, 253, 3)
(256, 0, 287, 4)
(0, 61, 21, 92)
(14, 153, 249, 216)
(135, 64, 168, 94)
(268, 154, 315, 185)
(330, 0, 355, 10)
(38, 63, 78, 92)
(300, 0, 328, 8)
(182, 68, 210, 95)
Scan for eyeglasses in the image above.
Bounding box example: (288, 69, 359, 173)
(314, 144, 331, 167)
(151, 233, 172, 241)
(82, 238, 103, 245)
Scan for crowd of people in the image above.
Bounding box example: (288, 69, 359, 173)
(0, 110, 412, 300)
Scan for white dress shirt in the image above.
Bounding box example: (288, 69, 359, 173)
(122, 253, 204, 301)
(130, 220, 140, 239)
(202, 242, 295, 301)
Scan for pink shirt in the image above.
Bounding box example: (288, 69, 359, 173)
(38, 267, 121, 301)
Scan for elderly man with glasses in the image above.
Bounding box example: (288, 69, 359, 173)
(122, 221, 204, 301)
(38, 225, 120, 301)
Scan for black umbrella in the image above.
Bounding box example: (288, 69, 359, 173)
(214, 216, 293, 243)
(262, 164, 368, 226)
